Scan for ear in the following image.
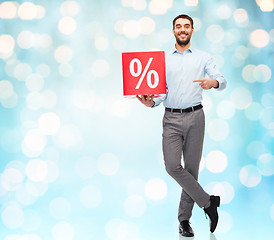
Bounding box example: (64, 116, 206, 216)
(172, 28, 175, 35)
(191, 28, 194, 35)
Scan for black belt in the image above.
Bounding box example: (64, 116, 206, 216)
(165, 104, 203, 113)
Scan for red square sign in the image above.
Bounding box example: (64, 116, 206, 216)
(122, 51, 166, 96)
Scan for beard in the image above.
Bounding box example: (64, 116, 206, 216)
(175, 32, 192, 46)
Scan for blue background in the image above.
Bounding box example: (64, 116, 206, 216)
(0, 0, 273, 240)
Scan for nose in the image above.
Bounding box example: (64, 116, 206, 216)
(181, 27, 187, 33)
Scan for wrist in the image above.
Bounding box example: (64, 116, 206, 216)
(148, 101, 155, 108)
(213, 80, 219, 88)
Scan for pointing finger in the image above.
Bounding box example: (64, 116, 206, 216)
(193, 79, 203, 83)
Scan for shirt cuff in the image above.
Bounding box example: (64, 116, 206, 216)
(214, 77, 227, 91)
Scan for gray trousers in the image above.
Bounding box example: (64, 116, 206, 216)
(162, 108, 210, 222)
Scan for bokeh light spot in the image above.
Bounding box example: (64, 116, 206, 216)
(14, 62, 32, 81)
(250, 29, 269, 48)
(257, 153, 274, 176)
(206, 151, 228, 173)
(0, 34, 15, 59)
(18, 2, 37, 20)
(145, 178, 167, 200)
(58, 17, 77, 35)
(216, 101, 235, 119)
(0, 80, 14, 100)
(206, 24, 224, 43)
(26, 74, 44, 92)
(123, 20, 141, 39)
(1, 203, 24, 229)
(25, 159, 48, 182)
(235, 45, 249, 60)
(26, 92, 44, 110)
(254, 64, 271, 82)
(60, 1, 80, 16)
(233, 8, 249, 27)
(244, 102, 263, 121)
(230, 87, 252, 109)
(52, 222, 74, 240)
(240, 165, 261, 187)
(217, 4, 231, 19)
(259, 0, 274, 12)
(91, 59, 110, 78)
(59, 63, 73, 77)
(205, 182, 234, 204)
(36, 64, 51, 78)
(0, 2, 18, 19)
(54, 45, 73, 64)
(242, 64, 256, 83)
(139, 17, 155, 34)
(149, 0, 173, 15)
(23, 129, 47, 153)
(38, 112, 60, 135)
(184, 0, 199, 7)
(1, 168, 23, 191)
(53, 124, 82, 149)
(207, 119, 229, 141)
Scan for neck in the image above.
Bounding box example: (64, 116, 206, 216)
(175, 42, 191, 54)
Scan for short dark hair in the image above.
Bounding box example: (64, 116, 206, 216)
(173, 14, 194, 29)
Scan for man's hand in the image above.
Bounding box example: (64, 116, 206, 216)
(193, 78, 219, 90)
(136, 95, 155, 107)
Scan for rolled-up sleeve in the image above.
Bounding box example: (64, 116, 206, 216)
(205, 56, 227, 91)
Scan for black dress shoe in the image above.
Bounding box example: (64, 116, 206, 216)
(179, 220, 194, 237)
(204, 195, 220, 233)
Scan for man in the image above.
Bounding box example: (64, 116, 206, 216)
(136, 14, 227, 237)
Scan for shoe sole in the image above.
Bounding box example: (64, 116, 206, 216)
(179, 230, 194, 237)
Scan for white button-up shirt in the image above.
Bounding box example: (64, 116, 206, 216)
(153, 47, 227, 109)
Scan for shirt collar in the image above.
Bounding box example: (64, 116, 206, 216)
(172, 46, 193, 54)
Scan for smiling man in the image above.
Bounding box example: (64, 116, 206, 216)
(137, 14, 227, 237)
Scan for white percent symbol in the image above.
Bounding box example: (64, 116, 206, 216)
(129, 57, 159, 89)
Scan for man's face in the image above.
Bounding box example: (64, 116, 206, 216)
(173, 18, 194, 46)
